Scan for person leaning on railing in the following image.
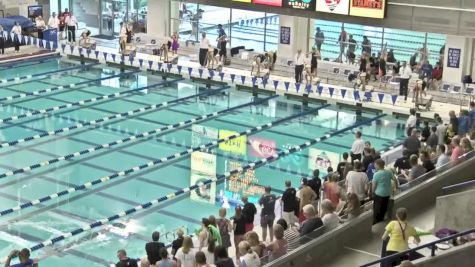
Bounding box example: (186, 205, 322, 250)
(381, 208, 420, 266)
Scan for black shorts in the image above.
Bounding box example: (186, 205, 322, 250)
(311, 64, 317, 73)
(59, 25, 65, 32)
(260, 214, 275, 228)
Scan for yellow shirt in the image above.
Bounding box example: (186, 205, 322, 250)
(385, 220, 417, 252)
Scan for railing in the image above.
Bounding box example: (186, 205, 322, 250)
(442, 179, 475, 193)
(359, 228, 475, 267)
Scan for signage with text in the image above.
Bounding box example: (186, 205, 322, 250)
(280, 26, 291, 45)
(447, 48, 461, 69)
(308, 148, 340, 174)
(219, 130, 247, 155)
(190, 152, 217, 204)
(284, 0, 316, 10)
(349, 0, 386, 19)
(316, 0, 350, 15)
(253, 0, 283, 7)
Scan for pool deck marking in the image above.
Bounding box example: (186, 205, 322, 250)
(0, 78, 182, 125)
(0, 62, 99, 87)
(0, 84, 225, 149)
(0, 65, 127, 102)
(23, 113, 386, 252)
(0, 95, 276, 181)
(0, 102, 325, 216)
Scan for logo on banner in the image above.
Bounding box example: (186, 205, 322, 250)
(191, 151, 217, 176)
(326, 0, 340, 11)
(248, 136, 276, 158)
(190, 151, 217, 204)
(317, 0, 349, 14)
(308, 148, 340, 173)
(349, 0, 386, 18)
(219, 130, 247, 155)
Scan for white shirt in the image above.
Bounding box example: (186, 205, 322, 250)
(436, 124, 447, 145)
(48, 17, 59, 28)
(351, 138, 364, 155)
(65, 15, 77, 27)
(405, 115, 417, 128)
(35, 19, 46, 29)
(346, 171, 369, 200)
(11, 25, 21, 35)
(399, 65, 412, 79)
(200, 37, 210, 49)
(240, 251, 261, 267)
(294, 52, 305, 66)
(322, 213, 340, 230)
(175, 247, 197, 267)
(202, 248, 214, 265)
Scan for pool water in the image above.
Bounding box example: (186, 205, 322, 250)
(0, 56, 406, 266)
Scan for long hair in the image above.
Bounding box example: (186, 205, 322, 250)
(182, 236, 193, 254)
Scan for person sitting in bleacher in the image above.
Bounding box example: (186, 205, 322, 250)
(299, 204, 323, 237)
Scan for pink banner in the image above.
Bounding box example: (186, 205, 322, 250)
(253, 0, 283, 7)
(248, 136, 276, 158)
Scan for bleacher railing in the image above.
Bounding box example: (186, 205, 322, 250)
(359, 228, 475, 267)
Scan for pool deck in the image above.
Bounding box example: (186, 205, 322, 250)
(0, 46, 58, 64)
(90, 43, 463, 122)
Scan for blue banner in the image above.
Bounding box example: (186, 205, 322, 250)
(209, 70, 214, 79)
(95, 50, 99, 59)
(103, 52, 108, 61)
(86, 49, 91, 57)
(262, 78, 268, 87)
(241, 75, 246, 84)
(148, 60, 153, 69)
(230, 74, 236, 83)
(177, 65, 182, 74)
(167, 63, 172, 72)
(378, 93, 385, 104)
(188, 67, 193, 76)
(111, 54, 116, 62)
(198, 68, 203, 78)
(306, 84, 312, 94)
(219, 72, 225, 81)
(78, 47, 83, 55)
(391, 94, 398, 105)
(252, 76, 257, 86)
(273, 80, 279, 90)
(61, 44, 66, 53)
(138, 58, 143, 67)
(158, 62, 162, 71)
(129, 56, 134, 65)
(295, 83, 301, 93)
(328, 87, 334, 97)
(317, 86, 323, 96)
(341, 88, 347, 99)
(353, 90, 360, 101)
(70, 45, 74, 54)
(364, 92, 372, 102)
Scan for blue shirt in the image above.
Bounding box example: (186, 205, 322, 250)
(469, 109, 475, 129)
(11, 259, 34, 267)
(372, 169, 393, 197)
(458, 115, 470, 136)
(420, 63, 433, 79)
(218, 28, 226, 38)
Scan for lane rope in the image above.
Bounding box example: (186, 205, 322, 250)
(0, 95, 278, 180)
(0, 104, 329, 216)
(0, 62, 99, 86)
(0, 85, 230, 149)
(0, 78, 184, 125)
(0, 64, 129, 102)
(24, 113, 386, 253)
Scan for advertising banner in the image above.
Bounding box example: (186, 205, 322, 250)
(190, 151, 217, 204)
(447, 48, 461, 68)
(248, 136, 276, 158)
(284, 0, 316, 10)
(280, 26, 291, 45)
(218, 130, 247, 155)
(253, 0, 283, 7)
(308, 148, 340, 174)
(233, 0, 252, 2)
(316, 0, 350, 15)
(349, 0, 386, 19)
(191, 124, 218, 147)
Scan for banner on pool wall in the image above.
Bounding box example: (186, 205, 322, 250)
(447, 48, 461, 68)
(219, 130, 247, 155)
(191, 151, 217, 176)
(224, 160, 265, 204)
(248, 136, 276, 158)
(284, 0, 316, 10)
(316, 0, 350, 15)
(192, 124, 218, 147)
(190, 151, 217, 204)
(253, 0, 283, 7)
(349, 0, 386, 18)
(308, 148, 340, 174)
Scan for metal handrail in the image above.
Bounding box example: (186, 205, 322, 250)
(442, 179, 475, 192)
(359, 228, 475, 267)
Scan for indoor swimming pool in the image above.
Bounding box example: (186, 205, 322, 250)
(0, 55, 407, 266)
